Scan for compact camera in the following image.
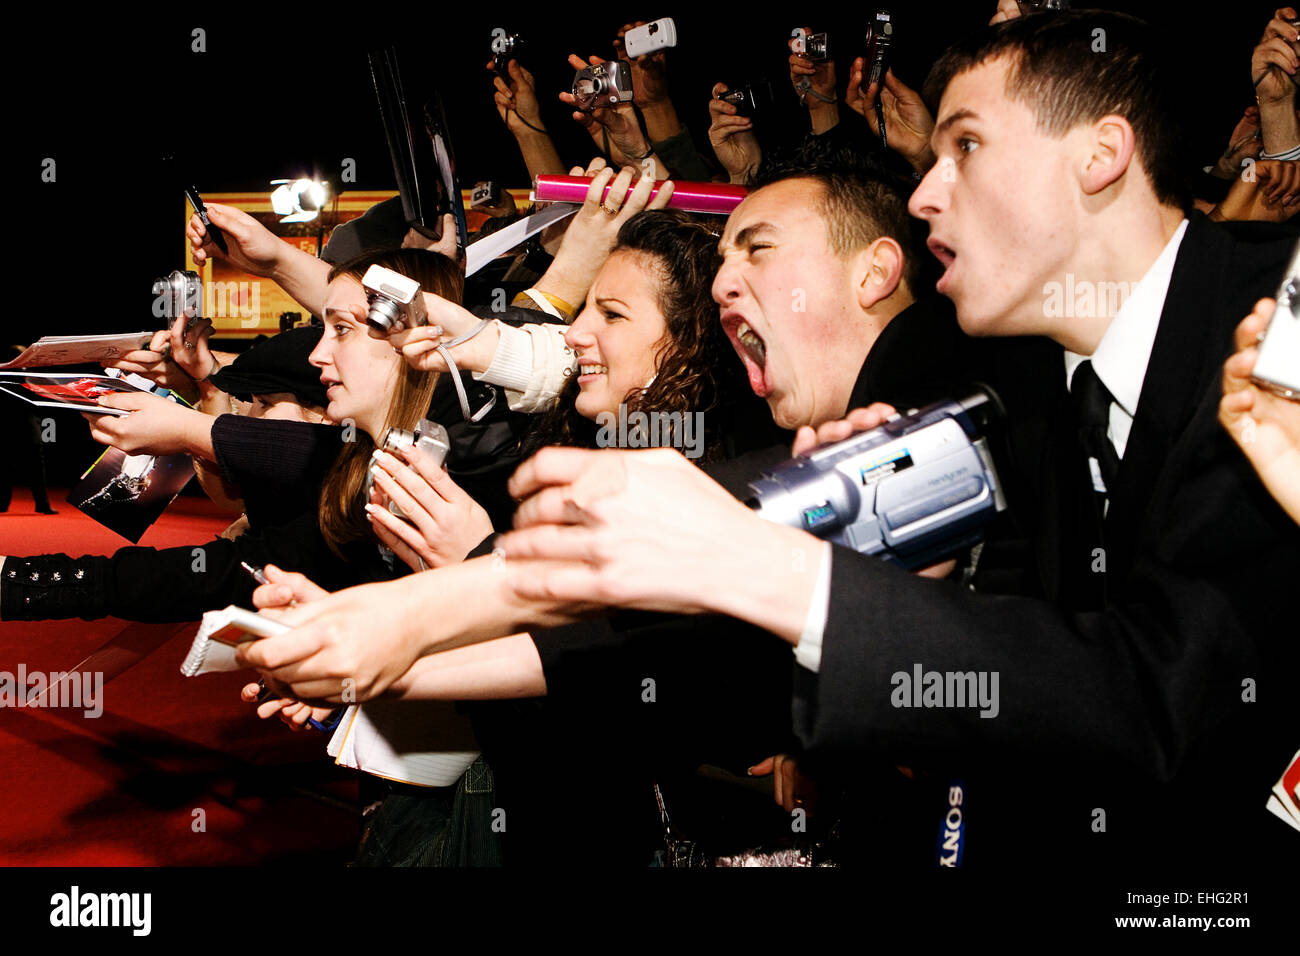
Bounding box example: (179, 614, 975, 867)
(572, 61, 634, 111)
(1251, 241, 1300, 401)
(791, 30, 830, 61)
(152, 269, 203, 322)
(747, 390, 1007, 570)
(490, 29, 524, 76)
(717, 79, 775, 117)
(365, 418, 451, 523)
(863, 10, 894, 88)
(624, 18, 677, 58)
(471, 180, 502, 209)
(361, 264, 428, 335)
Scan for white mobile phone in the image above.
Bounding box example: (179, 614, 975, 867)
(1252, 241, 1300, 401)
(624, 18, 677, 58)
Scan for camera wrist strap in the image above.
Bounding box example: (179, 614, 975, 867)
(436, 319, 496, 422)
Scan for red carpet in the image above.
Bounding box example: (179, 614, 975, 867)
(0, 489, 359, 866)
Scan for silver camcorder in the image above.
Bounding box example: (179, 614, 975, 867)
(572, 61, 634, 111)
(365, 418, 451, 522)
(1251, 240, 1300, 401)
(747, 390, 1007, 570)
(152, 269, 203, 322)
(362, 264, 428, 335)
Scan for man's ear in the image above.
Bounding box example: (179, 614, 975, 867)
(1080, 114, 1135, 195)
(855, 236, 906, 310)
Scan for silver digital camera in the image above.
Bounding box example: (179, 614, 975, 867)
(747, 390, 1007, 570)
(362, 264, 428, 335)
(791, 30, 830, 61)
(365, 418, 451, 522)
(572, 61, 634, 111)
(152, 269, 203, 322)
(1251, 241, 1300, 401)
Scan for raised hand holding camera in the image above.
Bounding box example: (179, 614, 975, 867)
(561, 53, 664, 175)
(789, 26, 839, 133)
(709, 82, 762, 184)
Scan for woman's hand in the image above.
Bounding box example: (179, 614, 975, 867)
(387, 296, 498, 376)
(365, 446, 495, 570)
(252, 563, 331, 612)
(236, 575, 430, 703)
(160, 312, 218, 382)
(187, 202, 287, 277)
(1220, 300, 1300, 525)
(536, 162, 673, 309)
(238, 680, 335, 732)
(82, 392, 213, 457)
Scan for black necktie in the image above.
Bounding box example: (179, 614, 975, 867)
(1070, 360, 1120, 496)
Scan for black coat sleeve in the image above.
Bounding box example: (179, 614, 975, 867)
(797, 396, 1300, 781)
(1, 512, 383, 623)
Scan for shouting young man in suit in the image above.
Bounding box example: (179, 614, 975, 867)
(495, 10, 1299, 872)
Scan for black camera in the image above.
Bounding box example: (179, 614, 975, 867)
(717, 79, 775, 118)
(572, 61, 634, 111)
(490, 29, 524, 76)
(791, 29, 830, 61)
(471, 181, 502, 210)
(863, 10, 894, 89)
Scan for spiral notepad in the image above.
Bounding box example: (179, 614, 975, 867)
(180, 605, 289, 677)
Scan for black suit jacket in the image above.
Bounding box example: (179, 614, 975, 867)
(797, 215, 1300, 869)
(477, 296, 982, 864)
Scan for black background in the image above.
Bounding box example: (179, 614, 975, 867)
(3, 1, 1289, 479)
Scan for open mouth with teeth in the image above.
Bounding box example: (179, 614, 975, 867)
(731, 320, 770, 397)
(577, 363, 608, 382)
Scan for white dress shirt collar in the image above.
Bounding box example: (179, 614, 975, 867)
(1063, 218, 1188, 458)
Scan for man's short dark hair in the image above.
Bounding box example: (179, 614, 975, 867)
(749, 140, 932, 295)
(924, 9, 1190, 210)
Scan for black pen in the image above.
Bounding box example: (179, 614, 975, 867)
(186, 184, 229, 255)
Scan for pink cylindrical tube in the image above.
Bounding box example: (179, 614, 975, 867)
(532, 175, 747, 215)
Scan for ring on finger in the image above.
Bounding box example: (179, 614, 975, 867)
(600, 203, 620, 216)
